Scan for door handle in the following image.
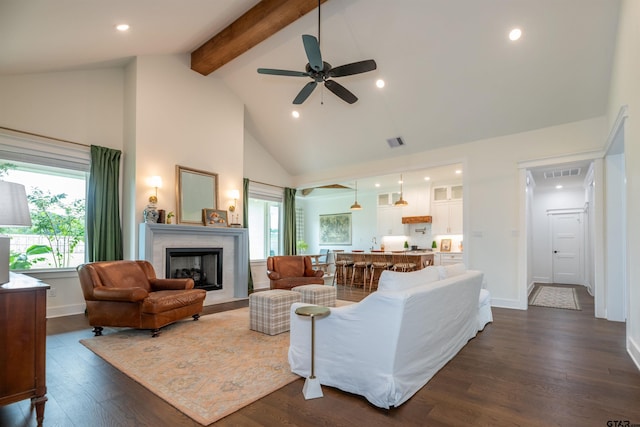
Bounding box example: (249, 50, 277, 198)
(554, 250, 558, 253)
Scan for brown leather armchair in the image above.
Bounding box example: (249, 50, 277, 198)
(77, 260, 207, 337)
(266, 255, 325, 290)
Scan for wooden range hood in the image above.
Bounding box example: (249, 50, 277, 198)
(402, 216, 432, 224)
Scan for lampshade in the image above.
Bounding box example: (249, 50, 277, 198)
(1, 180, 32, 284)
(0, 181, 32, 227)
(229, 189, 240, 200)
(394, 174, 408, 206)
(149, 176, 163, 188)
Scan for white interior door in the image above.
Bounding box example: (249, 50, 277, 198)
(551, 213, 583, 284)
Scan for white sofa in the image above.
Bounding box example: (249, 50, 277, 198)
(289, 264, 490, 408)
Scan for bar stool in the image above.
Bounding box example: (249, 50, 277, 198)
(331, 250, 353, 287)
(391, 251, 417, 272)
(368, 252, 393, 292)
(350, 251, 371, 289)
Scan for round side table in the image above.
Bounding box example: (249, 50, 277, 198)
(294, 305, 330, 399)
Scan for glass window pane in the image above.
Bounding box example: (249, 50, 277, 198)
(1, 160, 86, 270)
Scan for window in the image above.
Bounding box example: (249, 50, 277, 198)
(1, 129, 90, 271)
(247, 182, 283, 260)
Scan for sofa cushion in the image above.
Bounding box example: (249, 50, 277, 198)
(378, 266, 440, 292)
(437, 263, 467, 280)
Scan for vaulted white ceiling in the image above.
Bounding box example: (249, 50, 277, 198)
(0, 0, 620, 182)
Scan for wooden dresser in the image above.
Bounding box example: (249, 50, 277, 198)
(0, 273, 49, 426)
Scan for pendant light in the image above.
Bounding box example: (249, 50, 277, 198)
(350, 181, 362, 210)
(394, 174, 408, 206)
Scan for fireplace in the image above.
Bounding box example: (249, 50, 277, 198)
(166, 248, 223, 291)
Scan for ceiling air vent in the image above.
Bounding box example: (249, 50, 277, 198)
(386, 137, 405, 148)
(543, 168, 581, 179)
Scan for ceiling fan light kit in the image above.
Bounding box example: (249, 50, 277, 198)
(257, 1, 377, 105)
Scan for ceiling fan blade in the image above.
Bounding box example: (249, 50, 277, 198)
(257, 68, 309, 77)
(293, 81, 318, 104)
(302, 34, 323, 72)
(328, 59, 377, 78)
(325, 80, 358, 104)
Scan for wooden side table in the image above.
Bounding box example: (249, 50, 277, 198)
(0, 273, 49, 426)
(294, 305, 330, 399)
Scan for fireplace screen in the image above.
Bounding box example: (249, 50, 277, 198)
(166, 248, 223, 291)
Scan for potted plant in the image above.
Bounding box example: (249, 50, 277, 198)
(296, 240, 308, 254)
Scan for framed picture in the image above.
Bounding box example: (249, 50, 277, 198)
(319, 213, 352, 245)
(440, 238, 452, 252)
(202, 209, 227, 227)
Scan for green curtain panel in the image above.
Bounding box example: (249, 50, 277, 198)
(243, 178, 254, 293)
(87, 145, 123, 261)
(283, 187, 297, 255)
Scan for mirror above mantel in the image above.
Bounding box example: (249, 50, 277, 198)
(175, 165, 218, 225)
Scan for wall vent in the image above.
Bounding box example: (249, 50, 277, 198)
(543, 168, 581, 179)
(386, 137, 405, 148)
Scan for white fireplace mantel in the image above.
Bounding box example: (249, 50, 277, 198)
(139, 223, 249, 303)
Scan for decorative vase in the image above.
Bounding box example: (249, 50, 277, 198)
(143, 202, 159, 223)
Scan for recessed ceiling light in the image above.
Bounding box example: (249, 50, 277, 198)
(375, 183, 380, 187)
(116, 24, 130, 32)
(291, 110, 300, 118)
(424, 177, 431, 181)
(556, 185, 563, 189)
(509, 28, 522, 41)
(376, 79, 385, 88)
(455, 170, 462, 174)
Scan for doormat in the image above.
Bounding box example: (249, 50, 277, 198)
(529, 286, 581, 310)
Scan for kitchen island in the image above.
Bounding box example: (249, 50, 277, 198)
(334, 251, 434, 289)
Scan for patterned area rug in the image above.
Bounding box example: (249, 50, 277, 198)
(80, 307, 297, 425)
(530, 286, 581, 310)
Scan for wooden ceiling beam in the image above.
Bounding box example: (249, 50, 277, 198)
(191, 0, 328, 76)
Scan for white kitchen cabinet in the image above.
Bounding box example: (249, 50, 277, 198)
(433, 184, 463, 202)
(432, 200, 462, 235)
(432, 184, 463, 235)
(377, 192, 401, 206)
(377, 206, 406, 236)
(435, 252, 463, 266)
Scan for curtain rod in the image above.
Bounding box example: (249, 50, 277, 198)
(248, 179, 286, 189)
(0, 126, 90, 148)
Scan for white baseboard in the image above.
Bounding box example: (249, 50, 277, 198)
(527, 281, 536, 296)
(491, 298, 526, 310)
(47, 303, 86, 318)
(628, 335, 640, 372)
(533, 276, 551, 283)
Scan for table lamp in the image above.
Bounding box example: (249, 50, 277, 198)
(0, 181, 32, 284)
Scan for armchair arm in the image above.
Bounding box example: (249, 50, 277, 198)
(267, 271, 281, 280)
(92, 286, 148, 302)
(149, 278, 195, 290)
(305, 268, 325, 278)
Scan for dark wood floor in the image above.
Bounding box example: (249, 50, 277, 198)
(2, 284, 639, 426)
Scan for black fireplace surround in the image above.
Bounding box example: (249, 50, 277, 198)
(165, 247, 223, 291)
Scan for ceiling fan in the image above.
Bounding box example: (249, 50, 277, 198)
(257, 0, 377, 105)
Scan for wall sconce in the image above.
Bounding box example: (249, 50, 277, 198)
(0, 181, 32, 284)
(149, 175, 162, 204)
(228, 189, 240, 212)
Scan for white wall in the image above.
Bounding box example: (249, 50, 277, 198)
(607, 0, 640, 368)
(531, 186, 586, 284)
(299, 191, 379, 254)
(293, 117, 607, 309)
(605, 153, 626, 321)
(243, 130, 292, 187)
(0, 67, 125, 317)
(132, 54, 245, 234)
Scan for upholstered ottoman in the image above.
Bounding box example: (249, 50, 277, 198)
(291, 284, 337, 307)
(249, 290, 302, 335)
